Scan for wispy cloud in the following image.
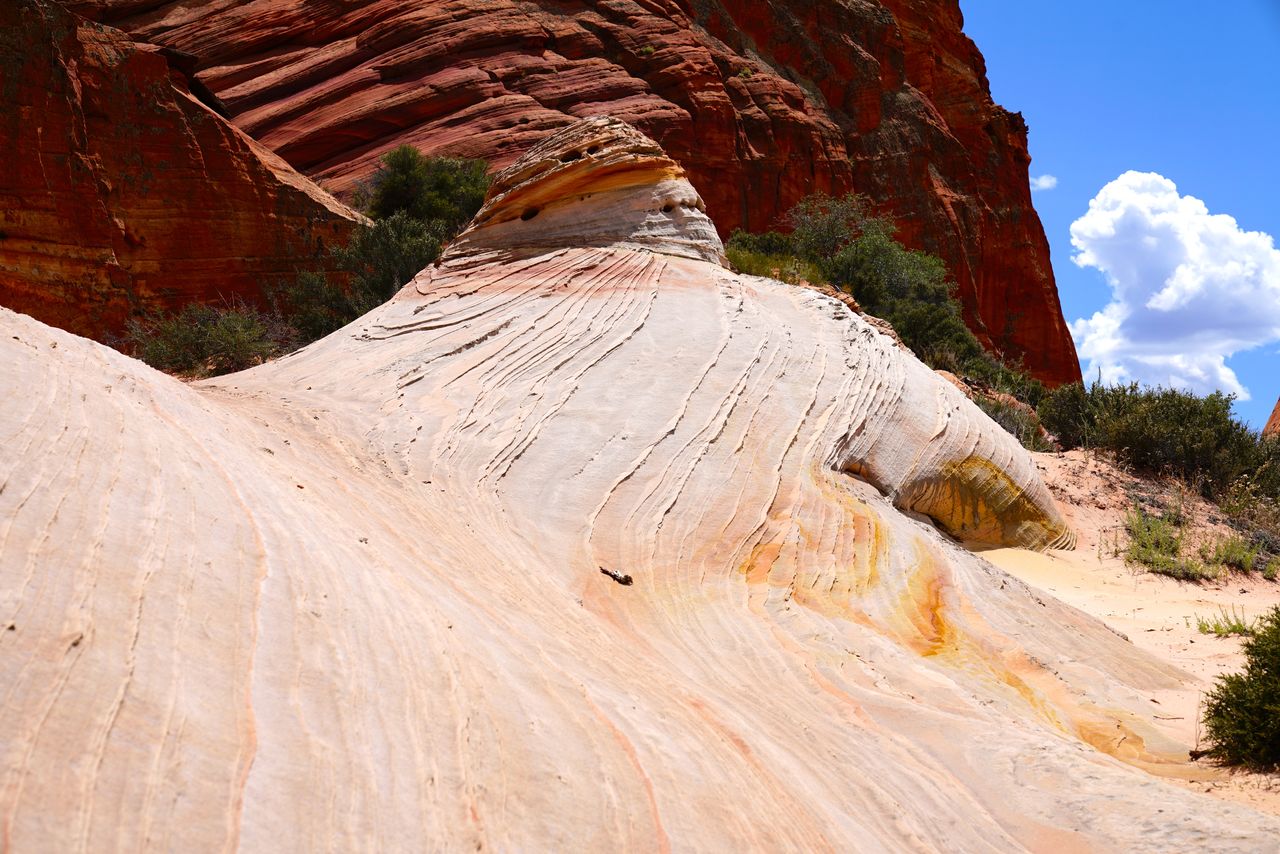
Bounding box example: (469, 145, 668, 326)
(1030, 174, 1058, 192)
(1069, 171, 1280, 400)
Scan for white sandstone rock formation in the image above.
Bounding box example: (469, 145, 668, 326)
(2, 117, 1276, 851)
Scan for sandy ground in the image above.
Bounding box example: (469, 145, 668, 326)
(985, 450, 1280, 816)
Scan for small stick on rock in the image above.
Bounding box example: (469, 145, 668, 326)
(599, 567, 633, 586)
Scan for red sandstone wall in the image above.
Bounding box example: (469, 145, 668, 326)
(62, 0, 1080, 383)
(0, 0, 362, 340)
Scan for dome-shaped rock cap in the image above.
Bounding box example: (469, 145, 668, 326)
(446, 117, 726, 265)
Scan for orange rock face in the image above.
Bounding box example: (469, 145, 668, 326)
(71, 0, 1081, 384)
(1265, 398, 1280, 439)
(0, 0, 362, 341)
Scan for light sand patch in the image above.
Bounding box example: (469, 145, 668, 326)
(986, 450, 1280, 816)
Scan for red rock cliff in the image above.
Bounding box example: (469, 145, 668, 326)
(0, 0, 363, 341)
(1265, 398, 1280, 439)
(65, 0, 1080, 384)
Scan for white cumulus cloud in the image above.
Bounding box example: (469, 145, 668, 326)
(1030, 174, 1058, 192)
(1069, 171, 1280, 400)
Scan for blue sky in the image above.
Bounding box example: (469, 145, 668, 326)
(961, 1, 1280, 428)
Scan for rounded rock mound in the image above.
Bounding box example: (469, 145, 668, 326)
(1, 118, 1274, 852)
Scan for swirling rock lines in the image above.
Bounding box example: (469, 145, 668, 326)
(1, 119, 1275, 851)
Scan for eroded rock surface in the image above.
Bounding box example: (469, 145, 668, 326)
(69, 0, 1081, 385)
(0, 0, 362, 341)
(1266, 397, 1280, 438)
(3, 119, 1272, 851)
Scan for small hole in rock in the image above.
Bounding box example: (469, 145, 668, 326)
(586, 145, 600, 155)
(521, 207, 540, 221)
(662, 203, 674, 213)
(560, 150, 582, 163)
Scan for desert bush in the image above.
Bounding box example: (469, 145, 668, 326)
(272, 212, 445, 342)
(726, 230, 795, 257)
(822, 225, 986, 368)
(133, 212, 447, 375)
(786, 192, 875, 262)
(1220, 440, 1280, 549)
(1123, 505, 1216, 581)
(982, 362, 1046, 410)
(131, 145, 487, 377)
(127, 304, 215, 373)
(335, 212, 444, 306)
(1201, 534, 1261, 574)
(1097, 386, 1255, 495)
(364, 146, 490, 235)
(724, 242, 823, 285)
(975, 397, 1053, 452)
(724, 245, 787, 279)
(1196, 606, 1258, 638)
(126, 301, 292, 377)
(1200, 605, 1280, 770)
(1037, 382, 1092, 448)
(271, 271, 356, 344)
(200, 307, 290, 374)
(1039, 382, 1262, 498)
(742, 193, 988, 375)
(276, 150, 486, 342)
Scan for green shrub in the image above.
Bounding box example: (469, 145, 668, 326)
(1195, 606, 1257, 638)
(1220, 440, 1280, 549)
(129, 151, 483, 374)
(822, 226, 986, 368)
(1123, 505, 1216, 581)
(1200, 605, 1280, 770)
(272, 271, 355, 344)
(981, 362, 1046, 410)
(725, 246, 787, 279)
(272, 212, 444, 342)
(1264, 558, 1280, 582)
(725, 247, 823, 285)
(1201, 534, 1261, 574)
(726, 230, 795, 257)
(335, 212, 444, 307)
(1039, 381, 1264, 499)
(126, 301, 291, 377)
(786, 192, 876, 262)
(1038, 382, 1093, 448)
(365, 145, 490, 235)
(127, 304, 216, 374)
(975, 397, 1053, 452)
(740, 193, 990, 377)
(131, 210, 446, 375)
(1252, 438, 1280, 497)
(1096, 386, 1255, 496)
(201, 307, 287, 374)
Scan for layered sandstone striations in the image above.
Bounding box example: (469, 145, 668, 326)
(71, 0, 1081, 384)
(1266, 397, 1280, 438)
(0, 0, 362, 341)
(2, 118, 1274, 851)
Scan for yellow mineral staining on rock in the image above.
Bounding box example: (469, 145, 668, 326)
(899, 456, 1077, 550)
